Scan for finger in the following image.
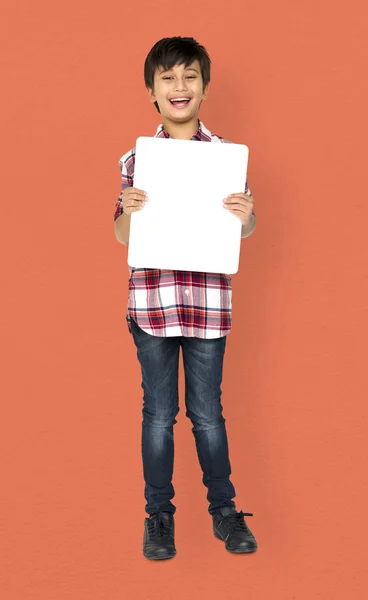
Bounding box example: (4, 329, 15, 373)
(133, 193, 149, 202)
(224, 199, 246, 207)
(125, 198, 146, 208)
(225, 195, 253, 204)
(123, 205, 144, 215)
(224, 207, 252, 220)
(125, 205, 143, 214)
(225, 199, 254, 211)
(127, 186, 146, 194)
(124, 188, 148, 200)
(224, 201, 251, 211)
(227, 192, 254, 201)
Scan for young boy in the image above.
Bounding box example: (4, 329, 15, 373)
(113, 37, 258, 560)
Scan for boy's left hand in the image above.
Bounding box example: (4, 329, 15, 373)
(223, 193, 255, 225)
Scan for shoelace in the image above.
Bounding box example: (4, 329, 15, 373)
(223, 511, 254, 533)
(147, 513, 172, 538)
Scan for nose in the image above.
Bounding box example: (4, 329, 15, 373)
(174, 78, 188, 91)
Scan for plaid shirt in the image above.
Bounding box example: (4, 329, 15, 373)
(114, 119, 255, 338)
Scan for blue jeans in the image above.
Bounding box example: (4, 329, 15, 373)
(129, 317, 237, 516)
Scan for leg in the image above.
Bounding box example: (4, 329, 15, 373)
(180, 334, 236, 515)
(130, 318, 180, 515)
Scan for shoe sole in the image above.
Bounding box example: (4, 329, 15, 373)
(143, 550, 176, 560)
(214, 530, 257, 553)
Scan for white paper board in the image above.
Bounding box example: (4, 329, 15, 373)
(127, 136, 248, 274)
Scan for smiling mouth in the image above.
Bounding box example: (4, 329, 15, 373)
(169, 98, 192, 109)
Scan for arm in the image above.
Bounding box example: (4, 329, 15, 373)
(241, 181, 256, 238)
(114, 212, 131, 246)
(113, 153, 134, 246)
(241, 212, 256, 238)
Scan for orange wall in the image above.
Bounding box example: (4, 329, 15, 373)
(1, 0, 367, 598)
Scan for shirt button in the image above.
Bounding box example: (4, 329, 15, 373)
(184, 289, 190, 295)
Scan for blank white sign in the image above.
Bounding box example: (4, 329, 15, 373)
(127, 136, 248, 274)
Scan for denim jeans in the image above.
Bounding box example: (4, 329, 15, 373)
(129, 317, 237, 516)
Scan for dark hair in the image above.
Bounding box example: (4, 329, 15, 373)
(144, 37, 211, 113)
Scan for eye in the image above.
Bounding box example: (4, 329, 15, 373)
(162, 75, 197, 80)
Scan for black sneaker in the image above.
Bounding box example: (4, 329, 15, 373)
(213, 507, 258, 553)
(143, 511, 176, 560)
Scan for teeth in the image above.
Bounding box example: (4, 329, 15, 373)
(171, 98, 190, 102)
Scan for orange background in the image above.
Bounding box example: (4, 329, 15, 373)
(1, 0, 367, 598)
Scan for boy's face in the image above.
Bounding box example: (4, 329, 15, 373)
(147, 59, 209, 121)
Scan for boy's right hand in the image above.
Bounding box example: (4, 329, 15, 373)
(121, 187, 148, 216)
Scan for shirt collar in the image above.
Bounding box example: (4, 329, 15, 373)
(154, 119, 212, 141)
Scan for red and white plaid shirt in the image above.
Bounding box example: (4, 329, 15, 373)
(114, 119, 255, 338)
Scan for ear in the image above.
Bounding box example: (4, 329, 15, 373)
(202, 83, 210, 100)
(147, 87, 157, 104)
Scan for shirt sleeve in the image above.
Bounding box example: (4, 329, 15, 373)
(113, 151, 135, 221)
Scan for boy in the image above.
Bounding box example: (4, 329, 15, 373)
(113, 37, 258, 560)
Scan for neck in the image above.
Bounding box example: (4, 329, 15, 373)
(161, 116, 200, 140)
